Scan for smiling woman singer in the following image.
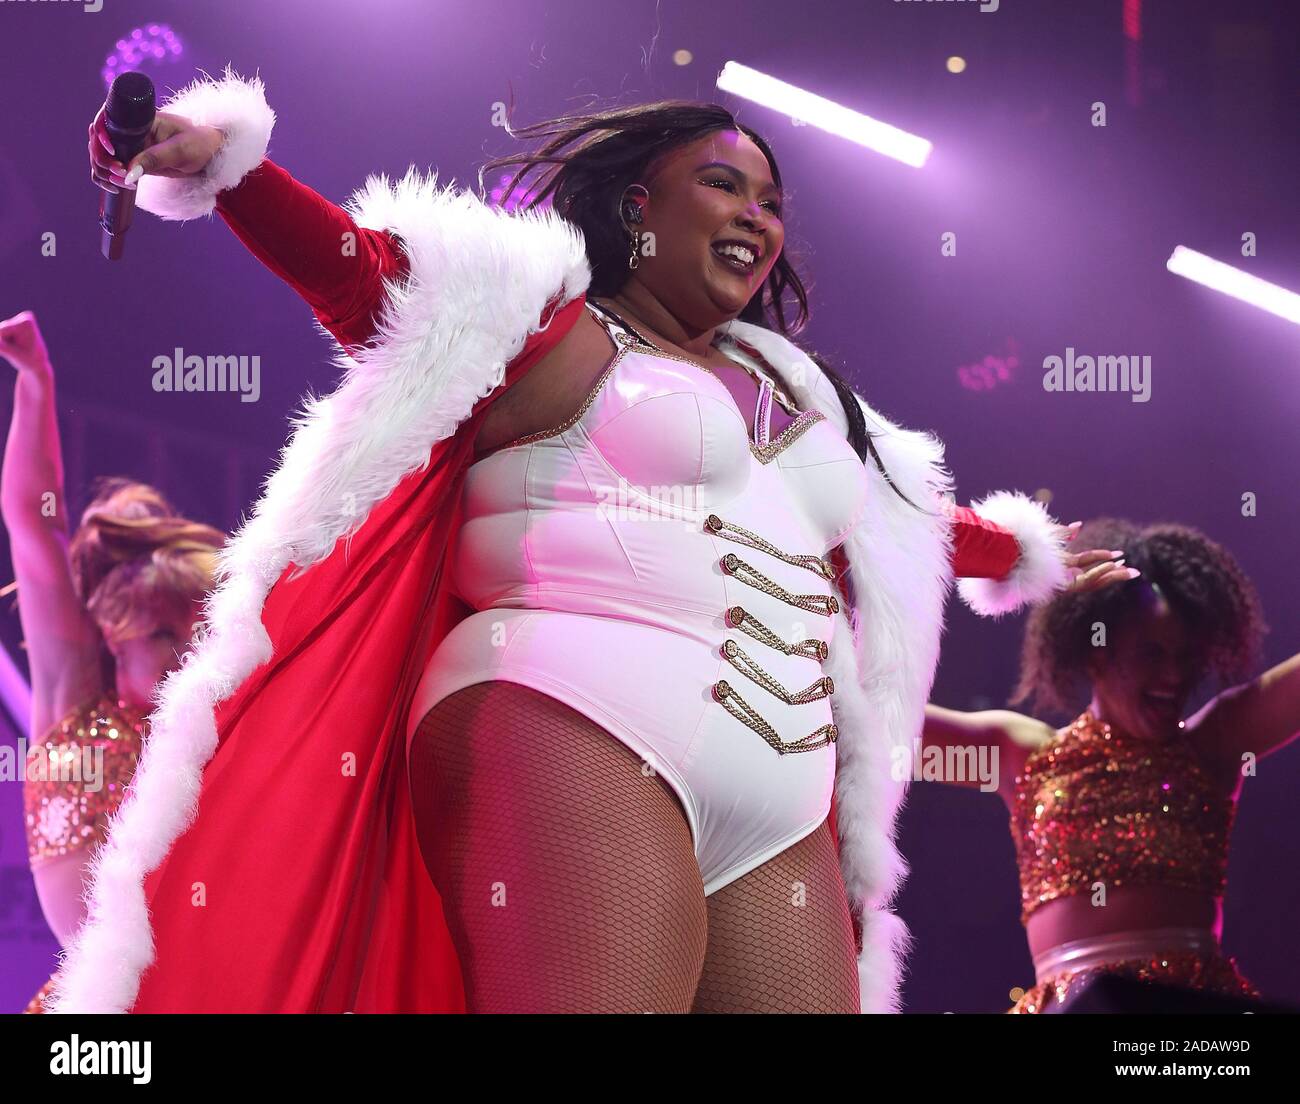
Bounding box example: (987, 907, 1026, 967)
(56, 68, 1120, 1014)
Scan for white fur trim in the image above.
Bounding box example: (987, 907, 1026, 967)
(858, 908, 914, 1015)
(134, 65, 276, 222)
(46, 139, 591, 1013)
(716, 322, 958, 1012)
(837, 400, 955, 1012)
(955, 490, 1069, 618)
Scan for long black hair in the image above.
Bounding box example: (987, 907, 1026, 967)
(478, 98, 925, 512)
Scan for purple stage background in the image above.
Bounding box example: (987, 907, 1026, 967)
(1, 0, 1296, 1013)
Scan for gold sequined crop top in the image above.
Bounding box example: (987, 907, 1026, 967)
(23, 695, 147, 867)
(1011, 710, 1235, 924)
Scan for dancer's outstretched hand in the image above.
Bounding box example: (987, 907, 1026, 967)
(1057, 519, 1140, 593)
(88, 103, 224, 194)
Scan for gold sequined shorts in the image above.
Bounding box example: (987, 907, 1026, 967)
(1009, 927, 1259, 1013)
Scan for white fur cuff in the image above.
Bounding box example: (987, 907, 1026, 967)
(955, 490, 1068, 618)
(134, 65, 276, 222)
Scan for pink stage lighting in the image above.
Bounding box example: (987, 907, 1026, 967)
(102, 24, 184, 88)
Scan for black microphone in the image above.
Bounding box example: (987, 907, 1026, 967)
(99, 71, 156, 260)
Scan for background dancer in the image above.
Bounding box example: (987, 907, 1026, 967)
(0, 309, 225, 1012)
(922, 518, 1297, 1012)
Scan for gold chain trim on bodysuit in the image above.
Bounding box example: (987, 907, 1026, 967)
(719, 553, 840, 617)
(725, 604, 829, 660)
(748, 410, 825, 463)
(705, 513, 836, 580)
(711, 680, 838, 755)
(702, 510, 843, 756)
(720, 639, 834, 704)
(587, 300, 825, 465)
(492, 339, 634, 453)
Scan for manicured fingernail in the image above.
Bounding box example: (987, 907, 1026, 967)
(124, 164, 143, 186)
(1111, 550, 1125, 558)
(1124, 567, 1141, 578)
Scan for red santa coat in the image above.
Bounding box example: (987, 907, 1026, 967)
(46, 69, 1067, 1014)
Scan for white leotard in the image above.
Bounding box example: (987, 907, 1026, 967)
(407, 300, 869, 894)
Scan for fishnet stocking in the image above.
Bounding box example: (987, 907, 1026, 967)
(409, 680, 708, 1012)
(691, 818, 861, 1013)
(410, 679, 860, 1013)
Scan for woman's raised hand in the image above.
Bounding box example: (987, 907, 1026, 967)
(88, 102, 225, 194)
(1057, 519, 1140, 594)
(0, 311, 51, 376)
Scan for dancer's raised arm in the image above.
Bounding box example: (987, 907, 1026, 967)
(921, 704, 1055, 803)
(1185, 651, 1300, 780)
(0, 311, 103, 740)
(0, 311, 108, 950)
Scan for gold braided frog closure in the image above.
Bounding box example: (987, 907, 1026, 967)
(704, 514, 836, 580)
(711, 680, 838, 755)
(720, 552, 839, 617)
(721, 639, 834, 704)
(725, 605, 829, 660)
